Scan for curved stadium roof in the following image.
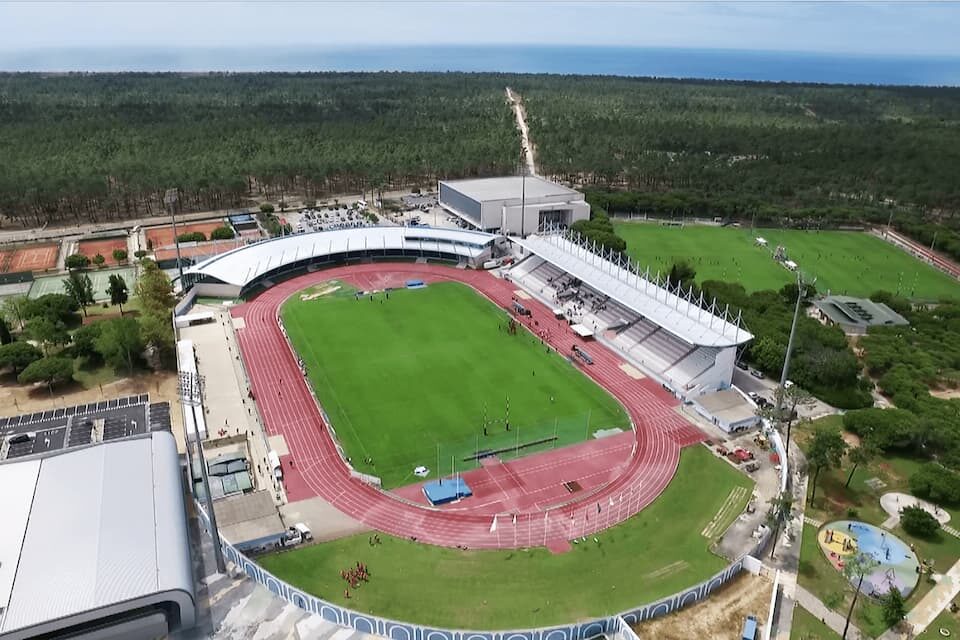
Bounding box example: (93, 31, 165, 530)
(185, 226, 496, 288)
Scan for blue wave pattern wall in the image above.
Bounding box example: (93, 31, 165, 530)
(197, 501, 764, 640)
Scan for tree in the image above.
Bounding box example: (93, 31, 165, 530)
(71, 322, 102, 361)
(135, 259, 175, 314)
(769, 384, 816, 458)
(210, 226, 235, 240)
(900, 505, 941, 538)
(880, 587, 907, 628)
(2, 295, 30, 330)
(65, 253, 90, 270)
(139, 311, 176, 366)
(62, 270, 95, 317)
(668, 261, 698, 292)
(260, 203, 275, 214)
(106, 274, 129, 314)
(845, 440, 880, 488)
(92, 253, 106, 268)
(909, 465, 960, 505)
(25, 293, 79, 326)
(95, 317, 142, 374)
(26, 317, 70, 354)
(134, 249, 148, 259)
(112, 248, 128, 263)
(0, 341, 42, 373)
(17, 356, 74, 392)
(0, 316, 11, 345)
(842, 553, 879, 639)
(808, 426, 848, 504)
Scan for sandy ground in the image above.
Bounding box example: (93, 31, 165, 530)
(930, 388, 960, 400)
(633, 572, 773, 640)
(0, 370, 185, 447)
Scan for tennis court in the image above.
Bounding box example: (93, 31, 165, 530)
(0, 242, 60, 274)
(29, 266, 136, 301)
(77, 237, 129, 265)
(145, 221, 223, 249)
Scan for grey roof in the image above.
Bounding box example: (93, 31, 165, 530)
(0, 431, 194, 636)
(440, 176, 581, 202)
(213, 490, 286, 546)
(814, 296, 909, 328)
(695, 389, 757, 425)
(185, 226, 496, 288)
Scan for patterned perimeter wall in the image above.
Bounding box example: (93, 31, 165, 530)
(193, 502, 768, 640)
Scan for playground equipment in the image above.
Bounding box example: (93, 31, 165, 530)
(818, 520, 921, 598)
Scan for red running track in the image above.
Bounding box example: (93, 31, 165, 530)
(232, 264, 706, 550)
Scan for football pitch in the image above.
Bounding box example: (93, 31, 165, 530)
(613, 223, 960, 301)
(281, 281, 628, 488)
(260, 445, 753, 629)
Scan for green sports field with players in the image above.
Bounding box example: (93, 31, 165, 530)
(281, 280, 628, 488)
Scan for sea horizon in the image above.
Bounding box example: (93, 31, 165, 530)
(2, 44, 959, 87)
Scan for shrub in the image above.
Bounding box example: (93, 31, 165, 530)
(900, 505, 940, 538)
(65, 253, 90, 270)
(92, 253, 106, 268)
(112, 248, 128, 263)
(134, 249, 148, 259)
(909, 465, 960, 505)
(210, 226, 235, 241)
(176, 231, 206, 243)
(259, 203, 275, 214)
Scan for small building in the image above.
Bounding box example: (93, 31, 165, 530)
(814, 295, 909, 335)
(212, 490, 286, 553)
(693, 388, 760, 434)
(438, 176, 590, 236)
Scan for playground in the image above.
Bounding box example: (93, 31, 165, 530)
(145, 220, 223, 249)
(77, 237, 128, 265)
(0, 242, 60, 274)
(818, 520, 921, 598)
(29, 266, 136, 302)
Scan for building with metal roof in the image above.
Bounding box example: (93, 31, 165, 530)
(814, 295, 909, 334)
(183, 226, 498, 297)
(0, 430, 195, 640)
(439, 176, 590, 236)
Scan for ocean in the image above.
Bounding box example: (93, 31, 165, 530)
(2, 45, 958, 87)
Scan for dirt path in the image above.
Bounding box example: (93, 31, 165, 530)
(506, 87, 538, 177)
(633, 573, 773, 640)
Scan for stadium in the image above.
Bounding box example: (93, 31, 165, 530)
(177, 221, 778, 634)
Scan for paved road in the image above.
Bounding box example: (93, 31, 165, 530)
(732, 368, 838, 420)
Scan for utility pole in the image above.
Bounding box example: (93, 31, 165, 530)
(179, 371, 227, 573)
(520, 144, 527, 237)
(164, 188, 185, 288)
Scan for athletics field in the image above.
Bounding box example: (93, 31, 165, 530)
(281, 281, 628, 488)
(613, 223, 960, 301)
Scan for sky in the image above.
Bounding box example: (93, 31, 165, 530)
(0, 1, 957, 57)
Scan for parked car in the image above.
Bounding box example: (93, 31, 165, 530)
(736, 361, 749, 371)
(749, 368, 764, 379)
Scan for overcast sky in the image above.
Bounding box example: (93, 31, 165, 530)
(0, 1, 957, 56)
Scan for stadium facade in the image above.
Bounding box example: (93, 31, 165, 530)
(438, 176, 590, 236)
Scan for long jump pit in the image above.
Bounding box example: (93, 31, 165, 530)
(0, 242, 60, 274)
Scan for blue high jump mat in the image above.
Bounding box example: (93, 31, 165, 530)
(406, 279, 427, 289)
(423, 477, 472, 505)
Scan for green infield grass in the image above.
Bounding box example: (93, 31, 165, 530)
(281, 280, 628, 488)
(259, 445, 753, 629)
(612, 223, 960, 301)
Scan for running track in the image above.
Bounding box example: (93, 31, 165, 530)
(232, 264, 706, 551)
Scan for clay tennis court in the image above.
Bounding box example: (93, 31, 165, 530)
(0, 243, 60, 274)
(154, 239, 246, 262)
(145, 221, 224, 249)
(78, 237, 128, 265)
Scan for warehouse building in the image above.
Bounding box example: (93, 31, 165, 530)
(438, 176, 590, 236)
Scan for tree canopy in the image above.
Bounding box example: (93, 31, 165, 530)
(17, 356, 74, 391)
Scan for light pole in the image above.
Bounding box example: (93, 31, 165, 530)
(164, 188, 185, 287)
(179, 371, 227, 573)
(775, 271, 815, 458)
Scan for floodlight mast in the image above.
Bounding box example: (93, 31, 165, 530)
(775, 270, 815, 459)
(164, 188, 185, 288)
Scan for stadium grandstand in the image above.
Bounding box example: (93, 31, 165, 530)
(508, 228, 753, 399)
(184, 224, 751, 400)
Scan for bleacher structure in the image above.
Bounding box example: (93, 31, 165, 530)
(508, 229, 753, 399)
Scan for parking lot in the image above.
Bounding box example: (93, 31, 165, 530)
(291, 206, 378, 234)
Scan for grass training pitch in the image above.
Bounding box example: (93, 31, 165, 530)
(613, 223, 960, 301)
(282, 281, 628, 488)
(259, 445, 753, 629)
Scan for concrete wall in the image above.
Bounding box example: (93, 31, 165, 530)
(439, 183, 482, 225)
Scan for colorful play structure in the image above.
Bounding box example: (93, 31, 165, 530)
(818, 520, 921, 598)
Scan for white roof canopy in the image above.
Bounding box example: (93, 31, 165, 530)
(512, 232, 752, 348)
(185, 227, 496, 288)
